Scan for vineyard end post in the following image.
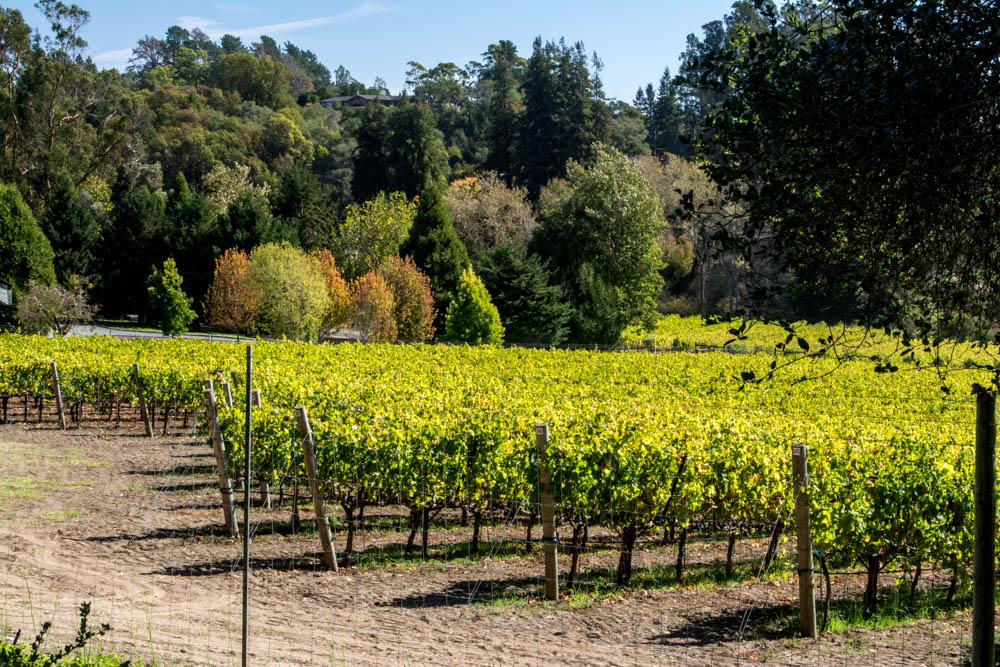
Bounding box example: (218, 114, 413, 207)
(792, 443, 816, 638)
(535, 422, 559, 601)
(972, 391, 996, 667)
(203, 388, 239, 537)
(295, 405, 339, 572)
(50, 361, 66, 430)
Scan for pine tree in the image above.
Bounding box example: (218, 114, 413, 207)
(400, 187, 469, 322)
(478, 243, 570, 345)
(39, 172, 99, 285)
(165, 173, 219, 312)
(483, 40, 524, 182)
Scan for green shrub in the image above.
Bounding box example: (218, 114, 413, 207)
(443, 267, 504, 345)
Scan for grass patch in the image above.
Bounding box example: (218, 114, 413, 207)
(42, 509, 84, 521)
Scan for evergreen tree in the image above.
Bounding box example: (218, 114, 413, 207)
(217, 192, 296, 251)
(482, 40, 524, 182)
(39, 172, 99, 285)
(386, 98, 448, 197)
(271, 162, 334, 250)
(164, 173, 219, 311)
(478, 242, 570, 345)
(517, 38, 610, 197)
(98, 186, 168, 317)
(0, 183, 55, 322)
(443, 267, 504, 345)
(352, 102, 392, 202)
(400, 187, 469, 323)
(146, 257, 196, 335)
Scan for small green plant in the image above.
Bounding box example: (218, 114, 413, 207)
(442, 267, 504, 345)
(146, 258, 196, 336)
(0, 602, 131, 666)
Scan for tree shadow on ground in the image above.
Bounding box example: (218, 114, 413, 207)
(378, 575, 544, 608)
(150, 554, 328, 576)
(647, 602, 797, 647)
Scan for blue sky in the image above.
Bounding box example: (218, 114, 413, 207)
(13, 0, 737, 102)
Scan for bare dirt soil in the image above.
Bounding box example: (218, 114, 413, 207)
(0, 422, 974, 665)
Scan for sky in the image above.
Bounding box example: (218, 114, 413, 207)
(12, 0, 738, 102)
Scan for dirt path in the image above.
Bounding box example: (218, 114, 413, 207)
(0, 423, 973, 665)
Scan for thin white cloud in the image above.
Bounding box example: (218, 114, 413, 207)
(178, 16, 221, 32)
(189, 2, 387, 39)
(93, 47, 133, 69)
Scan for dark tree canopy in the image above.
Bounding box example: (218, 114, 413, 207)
(692, 0, 1000, 341)
(39, 172, 99, 285)
(401, 186, 470, 321)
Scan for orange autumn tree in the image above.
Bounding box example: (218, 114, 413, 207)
(313, 249, 352, 331)
(378, 256, 435, 342)
(203, 248, 258, 333)
(349, 272, 397, 343)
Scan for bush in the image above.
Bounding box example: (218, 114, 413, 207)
(443, 267, 504, 345)
(378, 256, 435, 342)
(249, 242, 329, 341)
(0, 602, 134, 667)
(350, 272, 397, 343)
(146, 258, 197, 335)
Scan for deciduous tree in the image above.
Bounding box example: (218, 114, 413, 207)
(534, 143, 665, 343)
(349, 271, 396, 343)
(331, 191, 416, 280)
(203, 248, 258, 333)
(379, 255, 435, 342)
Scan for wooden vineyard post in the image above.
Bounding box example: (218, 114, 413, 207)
(203, 388, 239, 537)
(50, 361, 66, 429)
(535, 422, 559, 601)
(792, 444, 816, 638)
(250, 389, 261, 409)
(222, 381, 234, 409)
(972, 391, 996, 667)
(295, 405, 338, 572)
(131, 363, 153, 437)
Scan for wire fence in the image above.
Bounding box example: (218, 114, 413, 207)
(0, 362, 985, 666)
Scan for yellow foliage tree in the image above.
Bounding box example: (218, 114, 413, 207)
(349, 272, 397, 343)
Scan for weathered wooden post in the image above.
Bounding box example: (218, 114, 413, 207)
(792, 443, 816, 638)
(535, 422, 558, 601)
(295, 405, 338, 572)
(50, 361, 66, 430)
(131, 363, 153, 437)
(203, 387, 239, 537)
(972, 391, 996, 667)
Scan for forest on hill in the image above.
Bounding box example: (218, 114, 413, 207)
(2, 0, 996, 350)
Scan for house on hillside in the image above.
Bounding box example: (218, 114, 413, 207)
(320, 94, 401, 109)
